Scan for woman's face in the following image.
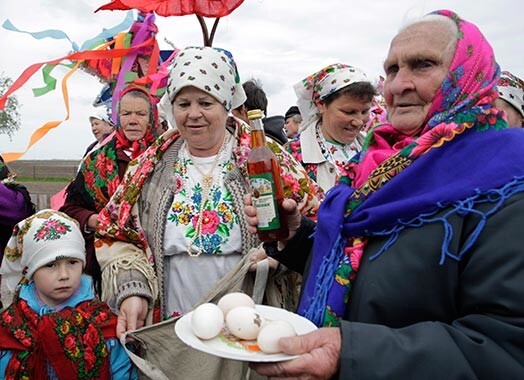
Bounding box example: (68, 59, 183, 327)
(118, 94, 151, 141)
(495, 98, 524, 127)
(90, 118, 113, 143)
(383, 21, 455, 135)
(317, 94, 371, 145)
(172, 86, 228, 157)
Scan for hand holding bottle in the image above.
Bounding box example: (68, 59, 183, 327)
(246, 109, 289, 241)
(243, 194, 301, 244)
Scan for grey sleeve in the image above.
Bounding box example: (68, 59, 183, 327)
(115, 269, 154, 310)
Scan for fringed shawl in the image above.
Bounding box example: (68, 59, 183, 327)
(299, 9, 524, 327)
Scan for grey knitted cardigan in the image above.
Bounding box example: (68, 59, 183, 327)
(114, 131, 260, 318)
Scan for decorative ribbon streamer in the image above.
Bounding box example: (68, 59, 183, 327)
(1, 62, 80, 162)
(0, 38, 155, 162)
(2, 19, 79, 51)
(111, 12, 156, 123)
(137, 48, 179, 95)
(32, 63, 75, 97)
(79, 10, 135, 51)
(2, 11, 134, 53)
(0, 37, 154, 110)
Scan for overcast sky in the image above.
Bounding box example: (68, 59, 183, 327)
(0, 0, 522, 160)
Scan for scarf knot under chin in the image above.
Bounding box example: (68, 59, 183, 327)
(115, 129, 155, 159)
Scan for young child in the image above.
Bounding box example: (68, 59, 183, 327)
(0, 210, 136, 379)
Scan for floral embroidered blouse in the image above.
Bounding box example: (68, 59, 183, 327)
(167, 136, 241, 255)
(96, 119, 323, 320)
(286, 123, 364, 193)
(164, 136, 243, 313)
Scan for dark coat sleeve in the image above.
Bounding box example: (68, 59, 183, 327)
(60, 153, 100, 233)
(0, 183, 34, 228)
(265, 216, 316, 274)
(339, 192, 524, 380)
(0, 183, 35, 254)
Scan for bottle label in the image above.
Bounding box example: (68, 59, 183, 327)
(249, 173, 280, 230)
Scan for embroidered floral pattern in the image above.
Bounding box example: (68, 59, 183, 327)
(285, 125, 361, 191)
(168, 157, 237, 254)
(34, 218, 72, 241)
(52, 310, 109, 377)
(96, 120, 323, 322)
(299, 64, 363, 103)
(4, 210, 68, 262)
(80, 141, 121, 211)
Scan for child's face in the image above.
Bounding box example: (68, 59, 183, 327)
(32, 258, 83, 307)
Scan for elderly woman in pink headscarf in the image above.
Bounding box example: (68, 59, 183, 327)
(247, 10, 524, 379)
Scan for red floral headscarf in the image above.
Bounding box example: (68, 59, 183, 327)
(114, 86, 158, 159)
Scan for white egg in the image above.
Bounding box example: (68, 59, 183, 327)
(225, 306, 264, 340)
(257, 320, 297, 354)
(191, 303, 224, 340)
(217, 292, 255, 317)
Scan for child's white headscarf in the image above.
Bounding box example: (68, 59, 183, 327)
(0, 209, 86, 291)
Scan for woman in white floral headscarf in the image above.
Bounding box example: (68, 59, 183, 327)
(495, 70, 524, 127)
(286, 64, 377, 192)
(95, 47, 321, 339)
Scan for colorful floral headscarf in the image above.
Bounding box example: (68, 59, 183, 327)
(160, 46, 246, 128)
(294, 63, 370, 132)
(299, 10, 524, 327)
(497, 70, 524, 118)
(0, 293, 117, 379)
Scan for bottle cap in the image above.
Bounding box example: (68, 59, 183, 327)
(247, 109, 264, 120)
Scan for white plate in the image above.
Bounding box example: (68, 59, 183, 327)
(175, 304, 317, 362)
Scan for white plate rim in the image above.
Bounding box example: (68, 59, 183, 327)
(174, 304, 317, 362)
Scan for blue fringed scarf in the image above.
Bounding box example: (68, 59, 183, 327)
(299, 9, 524, 327)
(299, 126, 524, 327)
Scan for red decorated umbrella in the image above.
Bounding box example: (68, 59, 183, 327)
(97, 0, 244, 46)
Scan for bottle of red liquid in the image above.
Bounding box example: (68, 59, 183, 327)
(246, 109, 289, 241)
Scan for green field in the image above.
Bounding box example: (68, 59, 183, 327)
(18, 177, 70, 183)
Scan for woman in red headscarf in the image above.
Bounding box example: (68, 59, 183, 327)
(61, 87, 158, 295)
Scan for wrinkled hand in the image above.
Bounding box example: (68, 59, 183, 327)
(248, 245, 280, 271)
(250, 327, 341, 380)
(116, 296, 149, 340)
(243, 194, 301, 242)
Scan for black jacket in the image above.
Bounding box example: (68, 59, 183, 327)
(263, 116, 288, 145)
(271, 192, 524, 379)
